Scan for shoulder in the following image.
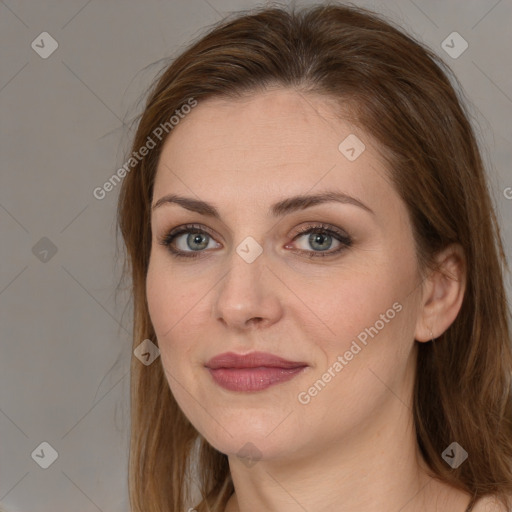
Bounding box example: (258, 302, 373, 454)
(472, 494, 512, 512)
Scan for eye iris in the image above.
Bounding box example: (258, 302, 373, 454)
(309, 232, 332, 251)
(187, 232, 209, 251)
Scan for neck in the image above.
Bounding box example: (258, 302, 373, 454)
(224, 395, 468, 512)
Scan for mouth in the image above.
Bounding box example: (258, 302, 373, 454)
(205, 352, 308, 392)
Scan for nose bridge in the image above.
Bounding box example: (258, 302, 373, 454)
(212, 238, 281, 328)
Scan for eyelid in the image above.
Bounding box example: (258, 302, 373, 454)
(292, 222, 351, 241)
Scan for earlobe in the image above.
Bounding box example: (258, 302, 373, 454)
(414, 244, 466, 343)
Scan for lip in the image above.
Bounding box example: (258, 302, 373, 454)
(206, 351, 307, 370)
(205, 351, 308, 392)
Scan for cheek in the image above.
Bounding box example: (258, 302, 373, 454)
(146, 260, 185, 365)
(146, 263, 169, 337)
(299, 299, 416, 435)
(306, 260, 420, 421)
(145, 257, 208, 374)
(316, 256, 416, 358)
(146, 261, 198, 411)
(146, 257, 191, 337)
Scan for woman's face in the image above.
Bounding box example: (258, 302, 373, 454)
(146, 88, 425, 462)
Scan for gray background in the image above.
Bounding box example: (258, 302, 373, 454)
(0, 0, 511, 511)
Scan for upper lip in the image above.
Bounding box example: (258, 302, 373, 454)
(205, 351, 308, 369)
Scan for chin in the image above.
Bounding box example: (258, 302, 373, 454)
(204, 430, 292, 463)
(190, 408, 299, 460)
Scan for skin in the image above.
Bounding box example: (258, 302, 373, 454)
(146, 87, 474, 511)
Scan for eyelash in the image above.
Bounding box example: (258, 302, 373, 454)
(158, 222, 353, 260)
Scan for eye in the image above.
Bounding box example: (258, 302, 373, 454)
(287, 223, 352, 259)
(158, 223, 219, 259)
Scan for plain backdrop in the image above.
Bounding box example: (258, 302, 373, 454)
(1, 0, 511, 511)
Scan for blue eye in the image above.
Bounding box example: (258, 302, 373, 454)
(173, 231, 211, 252)
(159, 223, 352, 260)
(159, 224, 219, 258)
(290, 224, 352, 259)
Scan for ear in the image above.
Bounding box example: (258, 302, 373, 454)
(415, 244, 466, 342)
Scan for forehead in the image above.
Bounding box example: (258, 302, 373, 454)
(153, 88, 391, 212)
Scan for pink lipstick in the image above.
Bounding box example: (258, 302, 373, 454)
(205, 352, 308, 392)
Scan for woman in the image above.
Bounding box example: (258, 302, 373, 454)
(117, 3, 512, 511)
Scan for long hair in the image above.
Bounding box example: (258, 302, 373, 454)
(116, 3, 512, 511)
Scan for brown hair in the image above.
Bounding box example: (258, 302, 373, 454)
(117, 3, 512, 511)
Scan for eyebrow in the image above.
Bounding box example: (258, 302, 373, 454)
(151, 190, 374, 218)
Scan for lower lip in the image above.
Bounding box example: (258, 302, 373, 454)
(207, 366, 307, 392)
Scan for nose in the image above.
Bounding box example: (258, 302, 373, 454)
(211, 245, 284, 331)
